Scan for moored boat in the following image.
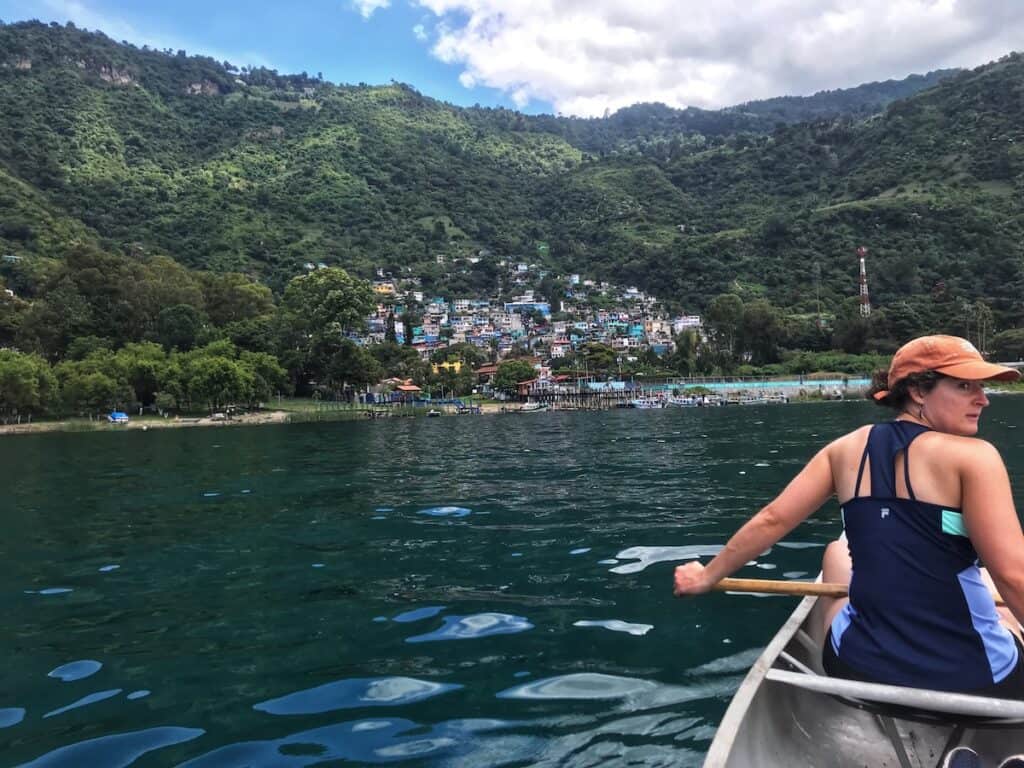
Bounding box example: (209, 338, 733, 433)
(629, 397, 664, 409)
(666, 396, 699, 408)
(518, 401, 549, 412)
(705, 588, 1024, 766)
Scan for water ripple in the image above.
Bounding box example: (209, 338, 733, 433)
(573, 620, 653, 636)
(47, 660, 102, 682)
(405, 613, 534, 643)
(43, 688, 122, 719)
(497, 673, 658, 700)
(610, 545, 724, 574)
(0, 707, 25, 728)
(19, 726, 204, 767)
(179, 718, 529, 767)
(416, 506, 472, 518)
(254, 677, 461, 715)
(392, 606, 446, 623)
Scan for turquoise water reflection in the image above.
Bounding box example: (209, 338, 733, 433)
(2, 400, 1023, 766)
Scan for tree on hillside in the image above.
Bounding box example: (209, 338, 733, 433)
(16, 276, 92, 359)
(705, 293, 744, 361)
(581, 342, 617, 374)
(224, 315, 277, 354)
(869, 301, 925, 351)
(739, 299, 783, 365)
(668, 330, 699, 375)
(282, 268, 375, 338)
(241, 351, 289, 401)
(325, 340, 383, 393)
(831, 298, 871, 354)
(367, 342, 424, 382)
(278, 268, 375, 393)
(157, 303, 204, 351)
(0, 292, 26, 348)
(492, 359, 536, 394)
(990, 329, 1024, 362)
(197, 272, 275, 327)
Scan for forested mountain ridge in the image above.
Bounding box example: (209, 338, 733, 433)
(533, 68, 957, 155)
(0, 18, 1022, 343)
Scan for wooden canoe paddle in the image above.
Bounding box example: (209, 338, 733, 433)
(713, 577, 1007, 607)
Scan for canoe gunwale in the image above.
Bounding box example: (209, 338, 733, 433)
(765, 668, 1024, 722)
(703, 593, 818, 767)
(704, 591, 1024, 767)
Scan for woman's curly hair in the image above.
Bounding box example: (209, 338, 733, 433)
(866, 369, 945, 410)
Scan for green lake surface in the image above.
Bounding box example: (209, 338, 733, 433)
(3, 399, 1023, 767)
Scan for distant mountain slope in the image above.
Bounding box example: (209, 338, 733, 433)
(477, 70, 958, 158)
(728, 69, 958, 123)
(0, 20, 1021, 329)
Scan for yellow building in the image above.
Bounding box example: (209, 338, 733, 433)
(431, 360, 463, 374)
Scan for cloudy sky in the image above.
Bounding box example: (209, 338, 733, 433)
(1, 0, 1021, 116)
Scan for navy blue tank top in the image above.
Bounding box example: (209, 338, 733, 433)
(829, 421, 1018, 690)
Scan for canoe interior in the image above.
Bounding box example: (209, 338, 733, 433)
(705, 595, 1024, 767)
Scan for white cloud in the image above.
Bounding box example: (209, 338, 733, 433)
(41, 0, 272, 68)
(412, 23, 428, 41)
(352, 0, 391, 19)
(411, 0, 1024, 116)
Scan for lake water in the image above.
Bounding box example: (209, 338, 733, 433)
(3, 399, 1023, 767)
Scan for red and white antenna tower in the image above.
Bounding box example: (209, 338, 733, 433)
(857, 246, 871, 317)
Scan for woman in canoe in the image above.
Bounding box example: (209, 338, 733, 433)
(673, 335, 1024, 698)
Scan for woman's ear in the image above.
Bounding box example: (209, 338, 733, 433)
(907, 385, 926, 407)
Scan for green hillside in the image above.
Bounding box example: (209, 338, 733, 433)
(0, 19, 1022, 334)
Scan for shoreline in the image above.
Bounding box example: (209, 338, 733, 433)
(0, 404, 509, 436)
(0, 398, 834, 436)
(4, 390, 1019, 436)
(0, 410, 292, 436)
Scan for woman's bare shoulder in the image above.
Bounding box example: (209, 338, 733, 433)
(916, 431, 1001, 460)
(825, 425, 873, 452)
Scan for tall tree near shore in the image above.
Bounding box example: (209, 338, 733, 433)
(282, 268, 375, 338)
(280, 268, 375, 392)
(705, 293, 744, 362)
(739, 299, 784, 365)
(0, 349, 57, 420)
(492, 359, 536, 395)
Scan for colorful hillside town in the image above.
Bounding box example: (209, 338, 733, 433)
(360, 260, 700, 371)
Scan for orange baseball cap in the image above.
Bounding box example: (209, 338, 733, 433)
(874, 335, 1020, 399)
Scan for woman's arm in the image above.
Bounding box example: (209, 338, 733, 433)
(960, 439, 1024, 626)
(674, 443, 837, 595)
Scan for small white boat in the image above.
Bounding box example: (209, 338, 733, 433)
(426, 409, 442, 417)
(666, 396, 699, 408)
(705, 589, 1024, 766)
(629, 397, 664, 409)
(738, 395, 768, 405)
(518, 402, 549, 412)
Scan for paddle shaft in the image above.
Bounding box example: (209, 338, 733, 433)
(714, 577, 1006, 607)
